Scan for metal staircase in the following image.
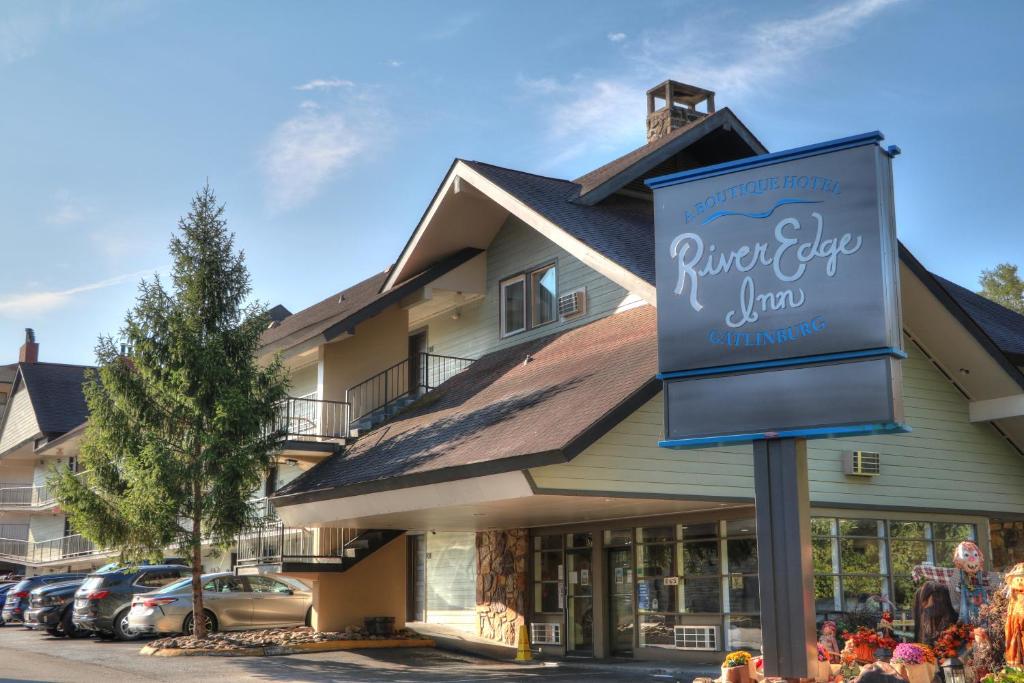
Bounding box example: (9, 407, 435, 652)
(235, 525, 404, 575)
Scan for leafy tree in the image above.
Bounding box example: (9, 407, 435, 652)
(979, 263, 1024, 315)
(50, 186, 288, 640)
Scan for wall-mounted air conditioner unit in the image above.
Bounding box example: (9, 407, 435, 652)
(558, 288, 586, 319)
(530, 622, 561, 645)
(843, 450, 881, 476)
(674, 624, 719, 651)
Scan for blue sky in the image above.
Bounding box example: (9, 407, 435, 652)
(1, 0, 1021, 365)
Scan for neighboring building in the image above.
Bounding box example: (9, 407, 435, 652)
(240, 81, 1024, 662)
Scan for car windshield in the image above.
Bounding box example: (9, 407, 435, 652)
(79, 574, 115, 591)
(9, 579, 33, 594)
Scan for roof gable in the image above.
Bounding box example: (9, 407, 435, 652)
(19, 362, 91, 436)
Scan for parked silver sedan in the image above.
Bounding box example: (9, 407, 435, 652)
(127, 572, 311, 635)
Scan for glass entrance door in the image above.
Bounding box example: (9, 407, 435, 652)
(566, 542, 594, 654)
(608, 547, 635, 655)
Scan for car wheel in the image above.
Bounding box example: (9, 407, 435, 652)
(62, 608, 87, 638)
(182, 610, 217, 637)
(46, 626, 62, 637)
(112, 609, 134, 641)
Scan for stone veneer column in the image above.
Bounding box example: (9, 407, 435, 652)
(475, 529, 529, 645)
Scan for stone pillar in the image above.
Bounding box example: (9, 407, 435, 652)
(475, 529, 529, 646)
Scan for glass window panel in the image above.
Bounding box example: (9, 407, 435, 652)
(813, 538, 835, 574)
(537, 535, 563, 551)
(726, 519, 756, 536)
(681, 577, 720, 613)
(890, 540, 929, 576)
(811, 518, 834, 536)
(637, 544, 674, 580)
(934, 523, 975, 541)
(604, 529, 633, 547)
(568, 552, 592, 597)
(934, 541, 963, 568)
(683, 540, 721, 576)
(567, 533, 592, 549)
(729, 575, 760, 613)
(814, 576, 836, 613)
(842, 575, 884, 611)
(501, 277, 526, 336)
(892, 577, 917, 613)
(640, 526, 677, 543)
(530, 265, 557, 327)
(639, 614, 683, 650)
(727, 539, 757, 574)
(729, 615, 762, 651)
(839, 519, 882, 537)
(840, 538, 882, 574)
(536, 551, 563, 582)
(681, 523, 718, 540)
(536, 582, 562, 613)
(889, 521, 928, 539)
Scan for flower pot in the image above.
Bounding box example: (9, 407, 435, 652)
(892, 661, 937, 683)
(722, 664, 752, 683)
(815, 659, 832, 682)
(854, 643, 875, 663)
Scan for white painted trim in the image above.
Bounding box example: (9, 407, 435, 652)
(970, 394, 1024, 422)
(275, 471, 535, 527)
(455, 162, 657, 304)
(382, 161, 657, 305)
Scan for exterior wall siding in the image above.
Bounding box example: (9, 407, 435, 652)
(320, 304, 410, 403)
(28, 512, 65, 544)
(425, 216, 645, 361)
(529, 336, 1024, 516)
(0, 386, 39, 454)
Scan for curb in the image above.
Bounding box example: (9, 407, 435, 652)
(139, 638, 437, 657)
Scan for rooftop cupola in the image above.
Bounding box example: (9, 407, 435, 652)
(646, 80, 716, 143)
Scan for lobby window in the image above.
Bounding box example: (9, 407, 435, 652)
(636, 520, 759, 652)
(499, 263, 557, 337)
(533, 534, 564, 614)
(813, 517, 976, 617)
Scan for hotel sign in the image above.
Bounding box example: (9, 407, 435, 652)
(647, 132, 906, 446)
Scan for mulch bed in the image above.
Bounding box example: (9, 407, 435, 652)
(149, 626, 424, 652)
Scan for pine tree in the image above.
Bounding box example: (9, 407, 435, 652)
(979, 263, 1024, 315)
(50, 185, 288, 640)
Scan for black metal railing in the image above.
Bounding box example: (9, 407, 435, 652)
(235, 522, 359, 568)
(345, 352, 474, 423)
(270, 396, 351, 441)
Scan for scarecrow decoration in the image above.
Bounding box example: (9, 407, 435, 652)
(913, 541, 998, 625)
(1004, 563, 1024, 667)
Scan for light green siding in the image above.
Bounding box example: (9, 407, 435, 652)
(0, 385, 39, 455)
(425, 216, 645, 360)
(530, 337, 1024, 515)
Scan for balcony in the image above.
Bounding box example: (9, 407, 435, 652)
(0, 481, 58, 511)
(270, 395, 352, 448)
(346, 352, 473, 433)
(0, 533, 110, 567)
(235, 523, 403, 575)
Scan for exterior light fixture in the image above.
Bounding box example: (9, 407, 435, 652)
(941, 657, 967, 683)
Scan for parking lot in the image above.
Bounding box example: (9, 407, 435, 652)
(0, 626, 698, 682)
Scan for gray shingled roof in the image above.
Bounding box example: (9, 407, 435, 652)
(0, 363, 16, 384)
(463, 161, 656, 285)
(17, 362, 91, 436)
(273, 305, 659, 504)
(932, 274, 1024, 360)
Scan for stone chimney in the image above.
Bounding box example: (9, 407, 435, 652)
(646, 80, 716, 143)
(19, 328, 38, 364)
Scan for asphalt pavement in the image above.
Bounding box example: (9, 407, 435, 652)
(0, 625, 700, 682)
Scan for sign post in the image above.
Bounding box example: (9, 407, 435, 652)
(647, 132, 905, 679)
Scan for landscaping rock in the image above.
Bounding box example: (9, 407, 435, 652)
(147, 626, 424, 652)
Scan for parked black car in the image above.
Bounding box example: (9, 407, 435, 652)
(24, 579, 87, 637)
(72, 564, 187, 640)
(0, 583, 15, 626)
(2, 573, 87, 625)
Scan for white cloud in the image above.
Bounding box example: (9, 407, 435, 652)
(607, 32, 627, 43)
(0, 269, 154, 317)
(523, 0, 904, 167)
(293, 78, 354, 91)
(386, 59, 402, 68)
(261, 94, 389, 212)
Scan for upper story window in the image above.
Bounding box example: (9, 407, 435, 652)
(500, 263, 557, 338)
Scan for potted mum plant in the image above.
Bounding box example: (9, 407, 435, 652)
(892, 643, 938, 683)
(722, 650, 753, 683)
(843, 626, 881, 663)
(816, 643, 833, 683)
